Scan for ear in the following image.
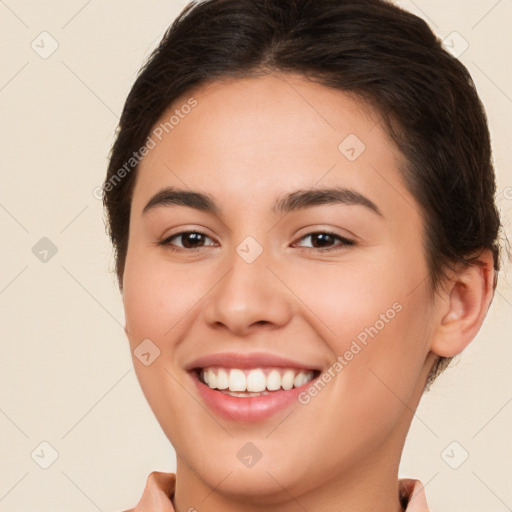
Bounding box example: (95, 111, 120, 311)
(430, 249, 496, 358)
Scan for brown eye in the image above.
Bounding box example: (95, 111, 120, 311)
(294, 231, 355, 251)
(159, 231, 216, 251)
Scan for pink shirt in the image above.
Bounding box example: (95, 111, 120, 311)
(120, 472, 430, 511)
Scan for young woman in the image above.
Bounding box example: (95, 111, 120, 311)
(102, 0, 503, 510)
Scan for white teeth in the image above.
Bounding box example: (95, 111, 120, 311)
(228, 369, 246, 392)
(207, 368, 216, 388)
(200, 367, 316, 393)
(216, 369, 229, 390)
(294, 372, 306, 388)
(246, 369, 266, 392)
(266, 369, 281, 391)
(281, 369, 295, 390)
(225, 390, 272, 397)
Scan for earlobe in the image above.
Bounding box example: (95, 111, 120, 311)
(430, 250, 496, 358)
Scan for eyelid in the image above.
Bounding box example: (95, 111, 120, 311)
(159, 228, 355, 253)
(291, 230, 355, 250)
(159, 230, 217, 249)
(293, 223, 358, 241)
(158, 223, 216, 241)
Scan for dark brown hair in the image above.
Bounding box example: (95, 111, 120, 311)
(102, 0, 504, 389)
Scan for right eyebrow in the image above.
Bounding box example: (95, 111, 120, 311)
(143, 187, 220, 215)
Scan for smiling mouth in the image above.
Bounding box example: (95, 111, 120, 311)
(193, 367, 322, 397)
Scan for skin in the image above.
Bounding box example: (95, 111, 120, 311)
(122, 73, 495, 512)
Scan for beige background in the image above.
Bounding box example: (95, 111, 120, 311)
(0, 1, 511, 511)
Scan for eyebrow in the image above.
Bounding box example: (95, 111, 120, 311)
(142, 186, 383, 217)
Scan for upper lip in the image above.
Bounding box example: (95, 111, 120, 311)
(185, 352, 321, 371)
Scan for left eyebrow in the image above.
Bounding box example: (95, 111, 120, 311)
(142, 185, 383, 217)
(272, 187, 383, 217)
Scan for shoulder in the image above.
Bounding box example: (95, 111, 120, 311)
(399, 478, 430, 512)
(113, 471, 176, 512)
(119, 474, 428, 511)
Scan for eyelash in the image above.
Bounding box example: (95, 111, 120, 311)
(158, 230, 355, 253)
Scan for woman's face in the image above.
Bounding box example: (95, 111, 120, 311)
(123, 73, 439, 501)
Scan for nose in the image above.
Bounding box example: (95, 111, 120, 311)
(202, 247, 294, 336)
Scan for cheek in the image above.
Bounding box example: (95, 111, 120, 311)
(334, 292, 431, 426)
(122, 247, 205, 342)
(290, 252, 431, 399)
(286, 256, 405, 343)
(122, 247, 199, 437)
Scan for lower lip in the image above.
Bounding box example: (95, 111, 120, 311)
(190, 371, 318, 423)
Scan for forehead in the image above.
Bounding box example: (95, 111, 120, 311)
(132, 73, 413, 222)
(147, 73, 387, 162)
